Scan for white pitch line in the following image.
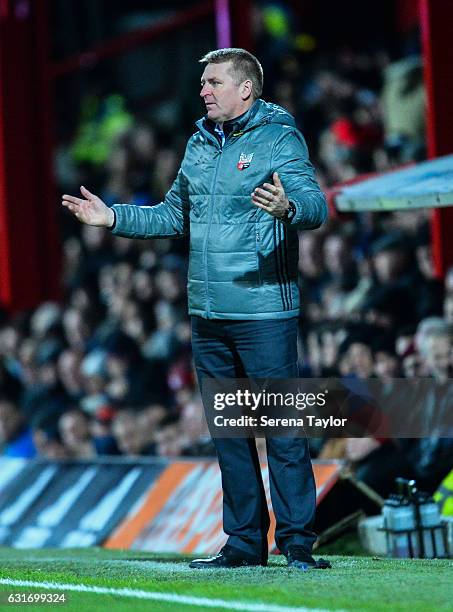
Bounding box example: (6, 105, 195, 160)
(0, 578, 342, 612)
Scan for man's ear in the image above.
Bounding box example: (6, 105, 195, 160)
(241, 79, 253, 101)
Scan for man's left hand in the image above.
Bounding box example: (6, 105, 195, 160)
(251, 172, 290, 219)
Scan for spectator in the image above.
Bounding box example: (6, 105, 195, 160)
(179, 396, 214, 457)
(154, 413, 183, 458)
(112, 409, 155, 456)
(59, 409, 96, 458)
(57, 348, 84, 403)
(0, 398, 36, 458)
(32, 426, 67, 460)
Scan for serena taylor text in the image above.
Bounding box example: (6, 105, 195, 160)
(213, 415, 348, 428)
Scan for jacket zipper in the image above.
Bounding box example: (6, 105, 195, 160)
(203, 142, 223, 319)
(197, 123, 254, 318)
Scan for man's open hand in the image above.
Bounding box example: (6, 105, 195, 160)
(62, 186, 114, 228)
(251, 172, 289, 219)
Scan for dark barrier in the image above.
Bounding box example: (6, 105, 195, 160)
(0, 457, 379, 553)
(0, 457, 166, 548)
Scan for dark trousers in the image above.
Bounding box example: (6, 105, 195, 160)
(191, 315, 316, 560)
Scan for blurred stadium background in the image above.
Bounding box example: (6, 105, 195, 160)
(0, 1, 453, 609)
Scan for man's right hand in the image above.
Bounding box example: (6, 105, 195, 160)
(62, 186, 114, 228)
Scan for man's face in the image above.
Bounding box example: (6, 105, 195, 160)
(373, 249, 406, 284)
(59, 412, 89, 448)
(425, 335, 451, 380)
(324, 235, 347, 274)
(200, 61, 247, 123)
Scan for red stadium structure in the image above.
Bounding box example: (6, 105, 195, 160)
(0, 0, 452, 312)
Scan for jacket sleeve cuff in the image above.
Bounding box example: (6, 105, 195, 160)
(286, 191, 328, 230)
(108, 208, 117, 231)
(109, 204, 130, 236)
(280, 199, 299, 227)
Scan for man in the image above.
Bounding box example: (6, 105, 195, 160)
(0, 397, 36, 458)
(62, 48, 329, 570)
(58, 409, 95, 458)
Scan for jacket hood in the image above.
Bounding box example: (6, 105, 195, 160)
(196, 99, 296, 135)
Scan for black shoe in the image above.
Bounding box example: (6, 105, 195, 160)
(189, 545, 266, 569)
(286, 545, 331, 571)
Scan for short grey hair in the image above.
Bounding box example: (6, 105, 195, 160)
(199, 48, 263, 99)
(416, 317, 451, 357)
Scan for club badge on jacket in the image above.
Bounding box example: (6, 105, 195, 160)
(237, 153, 254, 171)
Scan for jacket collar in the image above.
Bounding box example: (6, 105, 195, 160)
(196, 99, 263, 138)
(221, 99, 261, 133)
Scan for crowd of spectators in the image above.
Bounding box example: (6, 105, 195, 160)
(1, 36, 452, 498)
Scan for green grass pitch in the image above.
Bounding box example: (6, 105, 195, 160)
(0, 547, 451, 611)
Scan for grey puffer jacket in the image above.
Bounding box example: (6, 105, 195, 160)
(111, 99, 328, 319)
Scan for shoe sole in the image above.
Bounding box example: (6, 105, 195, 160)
(288, 561, 332, 571)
